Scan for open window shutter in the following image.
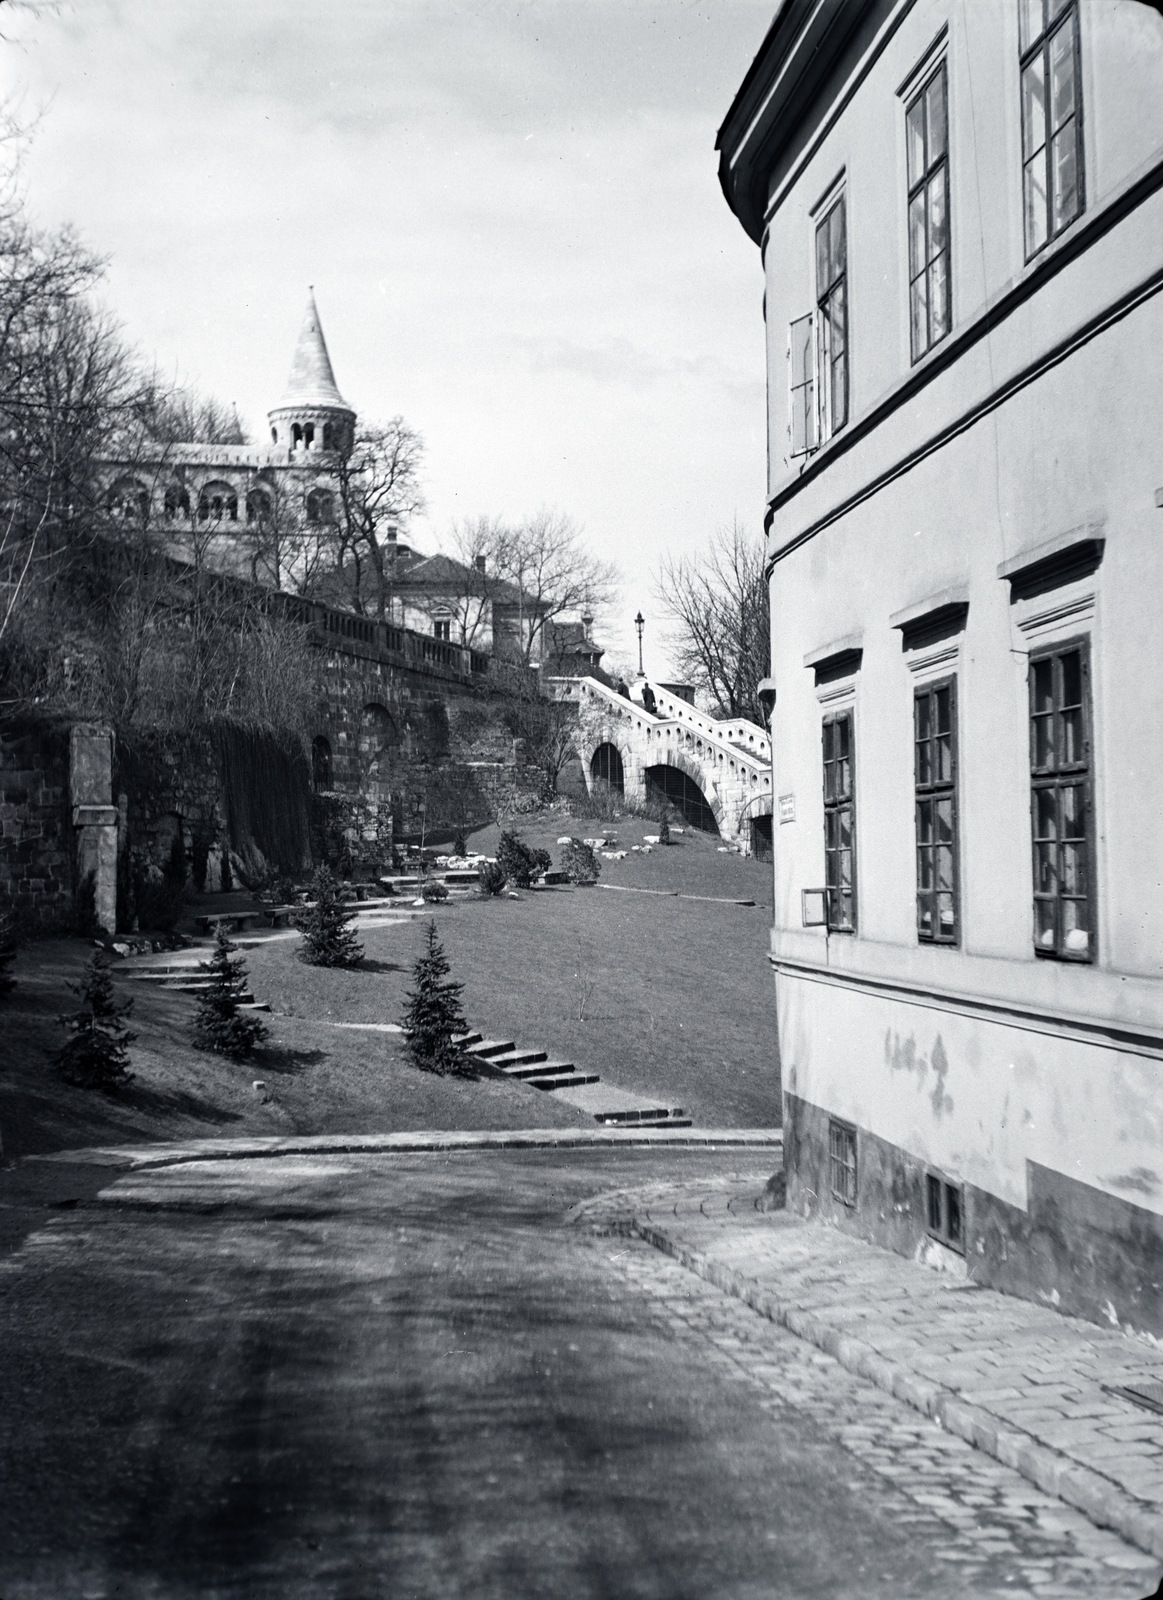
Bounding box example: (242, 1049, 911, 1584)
(789, 313, 816, 456)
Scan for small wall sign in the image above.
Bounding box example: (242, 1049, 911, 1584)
(778, 793, 796, 824)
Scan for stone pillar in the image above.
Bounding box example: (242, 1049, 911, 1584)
(69, 725, 117, 935)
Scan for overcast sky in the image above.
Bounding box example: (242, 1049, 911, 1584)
(2, 0, 773, 672)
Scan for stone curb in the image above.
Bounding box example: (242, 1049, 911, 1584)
(23, 1127, 784, 1173)
(626, 1220, 1163, 1564)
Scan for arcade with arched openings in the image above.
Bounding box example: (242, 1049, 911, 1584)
(590, 742, 624, 796)
(645, 763, 720, 834)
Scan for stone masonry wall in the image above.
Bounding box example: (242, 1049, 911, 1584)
(0, 718, 74, 930)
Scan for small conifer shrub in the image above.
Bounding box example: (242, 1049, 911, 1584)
(402, 921, 474, 1076)
(192, 925, 269, 1058)
(0, 910, 17, 997)
(560, 838, 600, 885)
(54, 954, 136, 1093)
(658, 817, 671, 846)
(496, 830, 551, 888)
(296, 865, 364, 967)
(421, 876, 449, 903)
(477, 860, 506, 897)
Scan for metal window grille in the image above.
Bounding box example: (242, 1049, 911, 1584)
(906, 61, 950, 361)
(1019, 0, 1084, 260)
(815, 196, 848, 440)
(829, 1121, 857, 1208)
(789, 312, 817, 456)
(914, 677, 958, 943)
(1029, 639, 1093, 960)
(822, 711, 856, 932)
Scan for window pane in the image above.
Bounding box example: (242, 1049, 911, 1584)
(917, 799, 934, 849)
(832, 346, 848, 431)
(816, 217, 830, 293)
(1060, 649, 1081, 707)
(936, 845, 954, 893)
(1061, 781, 1085, 838)
(1019, 0, 1045, 53)
(1032, 657, 1054, 715)
(1032, 712, 1053, 769)
(1034, 787, 1058, 842)
(916, 691, 932, 744)
(836, 716, 850, 761)
(1063, 897, 1089, 953)
(927, 69, 947, 165)
(1035, 897, 1057, 949)
(936, 798, 954, 844)
(1022, 55, 1047, 161)
(1036, 841, 1057, 894)
(906, 96, 926, 190)
(928, 173, 948, 265)
(908, 190, 927, 280)
(838, 807, 852, 852)
(1025, 157, 1049, 255)
(1049, 24, 1076, 130)
(935, 714, 953, 781)
(937, 893, 956, 939)
(832, 201, 846, 284)
(918, 899, 933, 937)
(790, 314, 813, 387)
(838, 848, 852, 891)
(910, 278, 928, 362)
(935, 686, 951, 735)
(1061, 839, 1086, 896)
(1051, 125, 1079, 232)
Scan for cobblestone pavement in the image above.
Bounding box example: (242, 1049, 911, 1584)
(597, 1236, 1161, 1598)
(574, 1176, 1163, 1590)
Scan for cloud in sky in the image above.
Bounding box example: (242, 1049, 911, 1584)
(2, 0, 773, 668)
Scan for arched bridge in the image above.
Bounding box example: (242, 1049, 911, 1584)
(547, 676, 773, 854)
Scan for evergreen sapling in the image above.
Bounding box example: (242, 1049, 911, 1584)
(402, 921, 474, 1076)
(54, 954, 136, 1093)
(193, 924, 268, 1058)
(296, 865, 364, 967)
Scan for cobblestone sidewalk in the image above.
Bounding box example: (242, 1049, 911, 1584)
(573, 1176, 1163, 1569)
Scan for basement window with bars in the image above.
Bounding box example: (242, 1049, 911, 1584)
(1029, 639, 1093, 960)
(830, 1121, 858, 1208)
(926, 1172, 965, 1252)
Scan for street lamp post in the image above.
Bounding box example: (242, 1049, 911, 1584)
(634, 611, 645, 676)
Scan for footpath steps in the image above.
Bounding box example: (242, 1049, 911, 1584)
(454, 1032, 688, 1123)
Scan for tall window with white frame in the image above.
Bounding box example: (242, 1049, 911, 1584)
(815, 195, 848, 442)
(1029, 640, 1093, 960)
(915, 678, 958, 943)
(906, 62, 950, 361)
(822, 710, 856, 932)
(1019, 0, 1084, 260)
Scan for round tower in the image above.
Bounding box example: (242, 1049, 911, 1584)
(267, 288, 356, 456)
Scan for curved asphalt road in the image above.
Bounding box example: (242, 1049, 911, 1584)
(0, 1148, 1146, 1599)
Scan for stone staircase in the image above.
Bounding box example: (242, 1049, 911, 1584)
(454, 1031, 692, 1127)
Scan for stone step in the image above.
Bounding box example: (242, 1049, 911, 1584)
(452, 1031, 484, 1048)
(239, 1001, 272, 1013)
(528, 1070, 601, 1091)
(592, 1107, 690, 1126)
(464, 1039, 517, 1060)
(497, 1058, 573, 1080)
(488, 1048, 549, 1069)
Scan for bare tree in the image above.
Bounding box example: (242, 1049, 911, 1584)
(654, 520, 770, 719)
(441, 513, 514, 647)
(331, 417, 425, 618)
(490, 508, 618, 667)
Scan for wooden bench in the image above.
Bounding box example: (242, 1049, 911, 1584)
(195, 911, 259, 936)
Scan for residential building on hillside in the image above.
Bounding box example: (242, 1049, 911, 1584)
(718, 1, 1163, 1332)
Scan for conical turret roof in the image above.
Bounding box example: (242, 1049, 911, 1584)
(272, 289, 353, 413)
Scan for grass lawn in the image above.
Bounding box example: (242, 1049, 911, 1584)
(0, 815, 779, 1159)
(250, 820, 781, 1128)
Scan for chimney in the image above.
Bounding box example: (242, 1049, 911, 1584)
(387, 524, 398, 544)
(581, 611, 594, 640)
(475, 554, 486, 574)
